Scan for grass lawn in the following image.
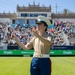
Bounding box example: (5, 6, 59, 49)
(0, 57, 75, 75)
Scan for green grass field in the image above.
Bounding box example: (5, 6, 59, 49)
(0, 57, 75, 75)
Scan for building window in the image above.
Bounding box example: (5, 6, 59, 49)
(21, 13, 47, 17)
(39, 14, 47, 17)
(21, 13, 25, 17)
(30, 14, 38, 17)
(21, 13, 30, 17)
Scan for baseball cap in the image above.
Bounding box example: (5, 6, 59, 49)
(37, 15, 51, 26)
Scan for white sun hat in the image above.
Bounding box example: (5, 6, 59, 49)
(37, 15, 51, 26)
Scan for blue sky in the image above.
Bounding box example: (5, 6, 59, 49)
(0, 0, 75, 13)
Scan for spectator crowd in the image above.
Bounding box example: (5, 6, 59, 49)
(0, 21, 75, 50)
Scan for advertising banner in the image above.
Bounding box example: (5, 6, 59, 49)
(0, 50, 75, 56)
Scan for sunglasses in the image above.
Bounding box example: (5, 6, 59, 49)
(37, 23, 44, 25)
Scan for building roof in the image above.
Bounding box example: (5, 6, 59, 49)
(17, 3, 51, 12)
(0, 12, 17, 18)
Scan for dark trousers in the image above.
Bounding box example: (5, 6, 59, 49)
(30, 57, 52, 75)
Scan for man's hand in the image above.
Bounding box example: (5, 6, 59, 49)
(11, 33, 16, 40)
(32, 26, 36, 33)
(32, 27, 39, 37)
